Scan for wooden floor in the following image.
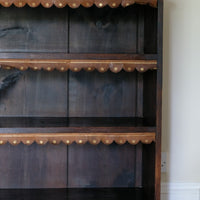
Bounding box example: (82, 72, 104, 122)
(0, 188, 145, 200)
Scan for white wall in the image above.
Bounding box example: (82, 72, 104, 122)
(162, 0, 200, 183)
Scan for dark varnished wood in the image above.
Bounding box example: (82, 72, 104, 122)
(0, 126, 156, 134)
(0, 6, 68, 53)
(0, 70, 68, 117)
(0, 143, 67, 188)
(69, 6, 138, 54)
(0, 3, 163, 200)
(155, 1, 163, 200)
(144, 6, 158, 54)
(143, 71, 157, 122)
(0, 117, 156, 128)
(68, 143, 137, 187)
(142, 143, 155, 200)
(135, 143, 143, 187)
(69, 71, 137, 117)
(0, 5, 158, 58)
(0, 53, 157, 60)
(0, 188, 145, 200)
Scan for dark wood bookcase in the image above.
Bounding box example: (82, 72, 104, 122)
(0, 0, 163, 200)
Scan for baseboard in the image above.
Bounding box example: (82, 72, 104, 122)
(161, 183, 200, 200)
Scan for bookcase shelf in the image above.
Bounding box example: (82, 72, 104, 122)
(0, 132, 155, 145)
(0, 188, 147, 200)
(0, 59, 157, 73)
(0, 53, 157, 60)
(0, 0, 157, 8)
(0, 117, 155, 145)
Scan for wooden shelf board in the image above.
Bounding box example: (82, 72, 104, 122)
(0, 188, 147, 200)
(0, 117, 155, 145)
(0, 132, 155, 145)
(0, 53, 157, 60)
(0, 59, 157, 73)
(0, 0, 157, 9)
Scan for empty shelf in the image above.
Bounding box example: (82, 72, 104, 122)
(0, 117, 155, 146)
(0, 188, 148, 200)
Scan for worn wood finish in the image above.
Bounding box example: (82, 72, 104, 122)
(0, 132, 155, 145)
(70, 6, 138, 54)
(0, 70, 68, 117)
(0, 0, 157, 8)
(0, 59, 157, 72)
(0, 70, 69, 189)
(68, 143, 137, 187)
(0, 143, 67, 188)
(0, 7, 68, 53)
(69, 71, 137, 117)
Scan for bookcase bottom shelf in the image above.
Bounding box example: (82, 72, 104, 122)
(0, 188, 149, 200)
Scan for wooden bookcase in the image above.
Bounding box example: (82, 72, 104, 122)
(0, 0, 163, 200)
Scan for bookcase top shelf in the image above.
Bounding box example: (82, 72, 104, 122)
(0, 59, 157, 73)
(0, 0, 157, 8)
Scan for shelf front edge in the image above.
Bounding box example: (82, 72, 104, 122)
(0, 59, 157, 73)
(0, 0, 157, 8)
(0, 132, 155, 145)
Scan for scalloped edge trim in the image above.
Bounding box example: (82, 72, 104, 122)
(0, 60, 157, 73)
(0, 132, 155, 145)
(0, 0, 157, 8)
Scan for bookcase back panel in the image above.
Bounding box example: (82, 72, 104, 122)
(68, 143, 141, 188)
(0, 143, 68, 188)
(0, 70, 68, 117)
(69, 6, 137, 54)
(0, 143, 144, 188)
(0, 5, 157, 54)
(0, 7, 68, 53)
(69, 71, 138, 117)
(0, 69, 156, 119)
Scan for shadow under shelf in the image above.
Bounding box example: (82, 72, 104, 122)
(0, 188, 148, 200)
(0, 117, 156, 145)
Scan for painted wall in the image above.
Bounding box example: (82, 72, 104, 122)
(162, 0, 200, 183)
